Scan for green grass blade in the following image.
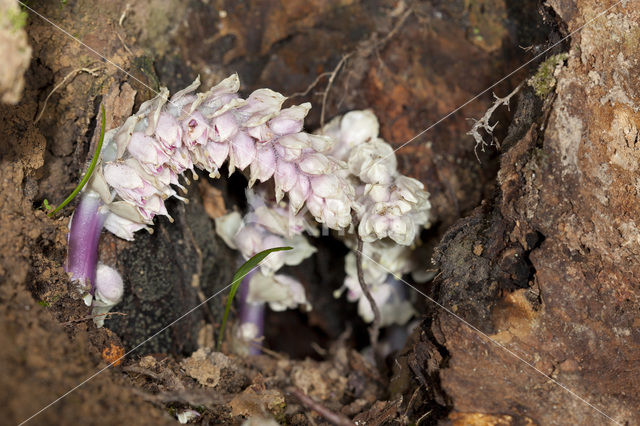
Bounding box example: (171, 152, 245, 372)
(47, 105, 106, 216)
(216, 246, 292, 351)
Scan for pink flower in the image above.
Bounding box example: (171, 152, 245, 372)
(98, 75, 356, 240)
(155, 112, 182, 153)
(268, 103, 310, 135)
(182, 111, 210, 147)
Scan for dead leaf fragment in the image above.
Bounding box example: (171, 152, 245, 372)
(230, 385, 285, 419)
(180, 348, 232, 387)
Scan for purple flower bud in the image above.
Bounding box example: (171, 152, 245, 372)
(92, 263, 124, 327)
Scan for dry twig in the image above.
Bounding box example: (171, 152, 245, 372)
(60, 311, 126, 325)
(123, 365, 185, 390)
(313, 7, 412, 129)
(287, 387, 355, 426)
(132, 388, 227, 408)
(116, 31, 133, 55)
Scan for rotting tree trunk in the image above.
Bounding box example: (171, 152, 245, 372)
(415, 0, 640, 424)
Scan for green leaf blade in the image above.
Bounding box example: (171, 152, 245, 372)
(47, 105, 106, 217)
(216, 246, 292, 352)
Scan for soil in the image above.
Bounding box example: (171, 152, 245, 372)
(1, 0, 638, 425)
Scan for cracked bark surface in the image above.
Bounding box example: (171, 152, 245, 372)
(417, 1, 640, 424)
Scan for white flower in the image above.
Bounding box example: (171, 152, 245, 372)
(359, 211, 416, 245)
(249, 204, 314, 237)
(249, 143, 276, 186)
(176, 410, 201, 424)
(247, 272, 311, 311)
(357, 176, 431, 246)
(214, 199, 317, 275)
(325, 109, 380, 161)
(182, 111, 211, 147)
(340, 110, 379, 146)
(315, 109, 432, 326)
(339, 240, 414, 302)
(214, 211, 243, 249)
(154, 112, 183, 153)
(357, 282, 415, 326)
(228, 131, 256, 173)
(347, 138, 397, 184)
(103, 212, 149, 241)
(268, 103, 311, 135)
(240, 88, 287, 127)
(103, 162, 160, 207)
(127, 132, 170, 167)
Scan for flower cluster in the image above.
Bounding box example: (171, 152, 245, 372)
(88, 74, 354, 241)
(215, 188, 315, 312)
(215, 188, 316, 354)
(320, 110, 431, 246)
(67, 75, 434, 335)
(320, 110, 432, 325)
(214, 110, 432, 328)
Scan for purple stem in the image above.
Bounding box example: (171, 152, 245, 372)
(238, 271, 265, 355)
(65, 192, 106, 298)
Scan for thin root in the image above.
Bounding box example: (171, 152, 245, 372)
(320, 53, 353, 131)
(288, 72, 333, 99)
(35, 66, 103, 123)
